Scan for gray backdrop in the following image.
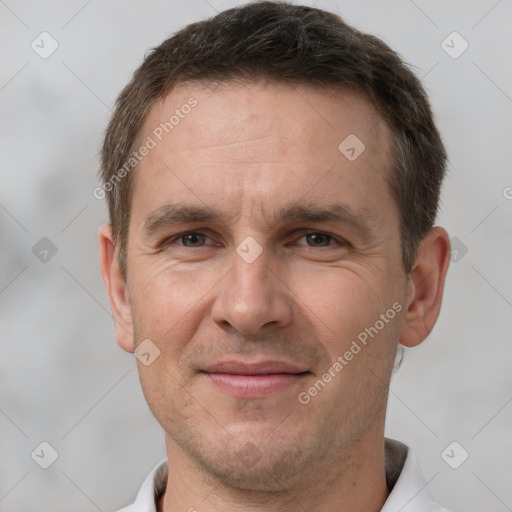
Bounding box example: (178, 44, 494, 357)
(1, 1, 511, 511)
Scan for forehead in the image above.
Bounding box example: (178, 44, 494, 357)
(143, 80, 390, 159)
(131, 80, 395, 229)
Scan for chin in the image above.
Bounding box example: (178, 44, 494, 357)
(185, 428, 322, 493)
(207, 455, 308, 492)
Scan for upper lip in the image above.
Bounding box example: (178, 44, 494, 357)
(202, 360, 309, 375)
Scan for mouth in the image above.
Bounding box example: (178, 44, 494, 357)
(200, 360, 311, 398)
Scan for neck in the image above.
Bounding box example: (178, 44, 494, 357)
(159, 421, 389, 512)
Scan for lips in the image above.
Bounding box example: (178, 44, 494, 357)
(203, 360, 308, 375)
(201, 360, 310, 398)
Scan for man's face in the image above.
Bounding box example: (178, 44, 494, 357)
(123, 81, 409, 489)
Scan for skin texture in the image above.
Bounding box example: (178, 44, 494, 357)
(99, 81, 450, 512)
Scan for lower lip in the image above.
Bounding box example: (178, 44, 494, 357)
(204, 372, 308, 397)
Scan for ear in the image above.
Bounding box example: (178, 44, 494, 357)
(98, 224, 135, 353)
(399, 227, 451, 348)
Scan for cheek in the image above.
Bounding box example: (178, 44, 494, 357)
(137, 359, 195, 434)
(292, 268, 388, 352)
(128, 260, 218, 346)
(298, 270, 401, 411)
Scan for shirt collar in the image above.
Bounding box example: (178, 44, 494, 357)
(382, 439, 448, 511)
(119, 438, 449, 512)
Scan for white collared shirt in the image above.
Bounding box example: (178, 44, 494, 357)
(116, 439, 451, 512)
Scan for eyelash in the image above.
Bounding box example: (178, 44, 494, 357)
(163, 230, 347, 249)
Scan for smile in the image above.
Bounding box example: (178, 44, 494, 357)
(200, 360, 311, 398)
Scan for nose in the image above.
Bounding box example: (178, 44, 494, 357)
(211, 243, 293, 336)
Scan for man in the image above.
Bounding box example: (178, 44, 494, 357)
(98, 2, 451, 511)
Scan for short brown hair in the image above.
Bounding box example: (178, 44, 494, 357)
(100, 0, 447, 276)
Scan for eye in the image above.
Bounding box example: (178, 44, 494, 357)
(166, 232, 212, 248)
(163, 230, 346, 251)
(295, 232, 342, 247)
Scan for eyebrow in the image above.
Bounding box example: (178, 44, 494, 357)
(142, 201, 376, 240)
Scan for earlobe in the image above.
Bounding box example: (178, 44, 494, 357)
(98, 224, 135, 353)
(399, 227, 451, 348)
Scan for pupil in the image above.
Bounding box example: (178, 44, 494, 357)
(186, 234, 202, 246)
(308, 233, 328, 246)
